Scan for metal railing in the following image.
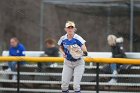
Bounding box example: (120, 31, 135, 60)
(0, 56, 139, 93)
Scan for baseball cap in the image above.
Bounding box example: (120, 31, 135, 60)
(65, 21, 75, 28)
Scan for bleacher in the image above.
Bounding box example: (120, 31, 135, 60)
(0, 51, 140, 93)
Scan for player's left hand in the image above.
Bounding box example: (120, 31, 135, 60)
(68, 44, 83, 59)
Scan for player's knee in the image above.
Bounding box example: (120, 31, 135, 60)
(73, 84, 80, 92)
(61, 82, 69, 92)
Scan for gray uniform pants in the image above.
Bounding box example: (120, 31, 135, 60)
(61, 58, 85, 92)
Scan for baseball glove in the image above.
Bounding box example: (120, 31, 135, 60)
(68, 44, 83, 59)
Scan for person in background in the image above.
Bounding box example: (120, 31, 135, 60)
(5, 37, 26, 80)
(107, 35, 131, 83)
(37, 38, 59, 72)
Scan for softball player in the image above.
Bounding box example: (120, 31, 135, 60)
(58, 21, 88, 93)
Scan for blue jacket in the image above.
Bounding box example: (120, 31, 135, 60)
(9, 43, 26, 63)
(9, 43, 25, 56)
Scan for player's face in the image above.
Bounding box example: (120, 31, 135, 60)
(10, 39, 18, 47)
(65, 26, 75, 34)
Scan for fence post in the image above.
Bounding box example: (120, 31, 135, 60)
(96, 63, 99, 93)
(17, 62, 20, 93)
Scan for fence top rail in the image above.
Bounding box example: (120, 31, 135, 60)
(0, 56, 139, 65)
(2, 51, 140, 59)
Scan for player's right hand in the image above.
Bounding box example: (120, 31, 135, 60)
(62, 52, 66, 58)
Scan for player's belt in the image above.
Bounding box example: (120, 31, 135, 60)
(67, 58, 81, 62)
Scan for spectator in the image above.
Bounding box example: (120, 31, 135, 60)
(106, 35, 131, 83)
(37, 38, 59, 72)
(5, 37, 26, 80)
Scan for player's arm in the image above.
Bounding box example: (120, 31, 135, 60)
(59, 45, 66, 58)
(76, 35, 88, 56)
(81, 44, 88, 56)
(58, 36, 66, 57)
